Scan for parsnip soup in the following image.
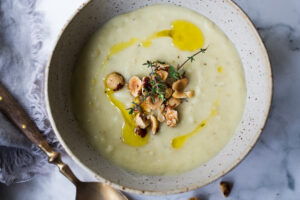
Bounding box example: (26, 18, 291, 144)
(72, 5, 246, 175)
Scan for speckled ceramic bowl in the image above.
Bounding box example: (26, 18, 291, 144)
(45, 0, 272, 195)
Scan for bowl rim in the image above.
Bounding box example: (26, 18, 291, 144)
(44, 0, 273, 195)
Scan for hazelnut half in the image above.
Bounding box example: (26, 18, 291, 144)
(185, 90, 195, 98)
(144, 96, 163, 111)
(135, 113, 150, 129)
(167, 97, 182, 108)
(220, 181, 232, 197)
(129, 76, 142, 97)
(165, 107, 178, 127)
(156, 70, 168, 81)
(149, 114, 159, 134)
(134, 127, 147, 138)
(165, 88, 173, 99)
(172, 78, 188, 92)
(105, 72, 125, 91)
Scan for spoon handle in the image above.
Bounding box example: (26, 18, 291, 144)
(0, 82, 80, 185)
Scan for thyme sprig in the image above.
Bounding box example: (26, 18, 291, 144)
(168, 65, 182, 80)
(143, 61, 166, 102)
(177, 47, 208, 71)
(127, 48, 207, 114)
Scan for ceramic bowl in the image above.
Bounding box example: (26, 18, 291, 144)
(45, 0, 272, 195)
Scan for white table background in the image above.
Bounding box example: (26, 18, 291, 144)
(1, 0, 300, 199)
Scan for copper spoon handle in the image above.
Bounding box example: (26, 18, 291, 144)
(0, 82, 80, 185)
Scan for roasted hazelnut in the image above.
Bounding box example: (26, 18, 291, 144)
(134, 127, 147, 138)
(156, 70, 168, 81)
(157, 112, 166, 122)
(172, 91, 187, 99)
(165, 107, 178, 127)
(167, 97, 182, 108)
(149, 114, 159, 134)
(129, 76, 142, 97)
(220, 181, 232, 197)
(144, 96, 163, 111)
(105, 72, 125, 91)
(165, 88, 173, 99)
(141, 76, 151, 96)
(172, 78, 188, 92)
(135, 113, 150, 129)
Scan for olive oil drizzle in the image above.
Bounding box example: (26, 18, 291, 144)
(105, 87, 149, 147)
(171, 100, 219, 149)
(100, 20, 205, 71)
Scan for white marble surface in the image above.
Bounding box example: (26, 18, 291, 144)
(1, 0, 300, 199)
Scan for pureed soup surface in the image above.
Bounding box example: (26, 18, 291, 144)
(72, 5, 246, 175)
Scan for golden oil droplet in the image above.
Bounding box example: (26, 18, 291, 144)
(218, 66, 224, 73)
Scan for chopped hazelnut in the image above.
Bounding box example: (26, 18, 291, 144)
(149, 115, 159, 134)
(105, 72, 125, 91)
(129, 76, 142, 97)
(171, 78, 190, 98)
(156, 63, 169, 71)
(220, 181, 232, 197)
(165, 88, 173, 99)
(185, 90, 195, 98)
(141, 76, 151, 96)
(134, 127, 147, 138)
(172, 78, 188, 92)
(156, 70, 168, 81)
(172, 90, 195, 99)
(160, 104, 165, 112)
(135, 113, 150, 129)
(157, 112, 166, 122)
(172, 91, 187, 99)
(157, 104, 166, 122)
(165, 107, 178, 127)
(167, 97, 181, 108)
(144, 96, 163, 111)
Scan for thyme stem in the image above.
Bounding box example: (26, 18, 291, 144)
(177, 47, 208, 71)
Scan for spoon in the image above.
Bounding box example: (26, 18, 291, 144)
(0, 83, 128, 200)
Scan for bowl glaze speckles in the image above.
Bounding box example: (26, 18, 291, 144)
(45, 0, 272, 195)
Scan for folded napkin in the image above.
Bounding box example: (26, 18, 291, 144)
(0, 0, 61, 185)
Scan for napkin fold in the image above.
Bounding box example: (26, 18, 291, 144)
(0, 0, 60, 185)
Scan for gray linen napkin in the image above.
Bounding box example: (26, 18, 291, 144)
(0, 0, 60, 185)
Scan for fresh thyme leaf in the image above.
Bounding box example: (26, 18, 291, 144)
(156, 60, 166, 64)
(126, 107, 134, 115)
(151, 87, 157, 96)
(132, 102, 139, 106)
(158, 93, 165, 101)
(143, 60, 154, 68)
(158, 85, 165, 91)
(187, 56, 195, 62)
(127, 101, 144, 115)
(168, 65, 182, 80)
(150, 95, 155, 103)
(150, 80, 155, 87)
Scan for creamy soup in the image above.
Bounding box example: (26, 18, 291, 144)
(72, 5, 246, 175)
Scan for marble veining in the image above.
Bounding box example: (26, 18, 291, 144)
(1, 0, 300, 199)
